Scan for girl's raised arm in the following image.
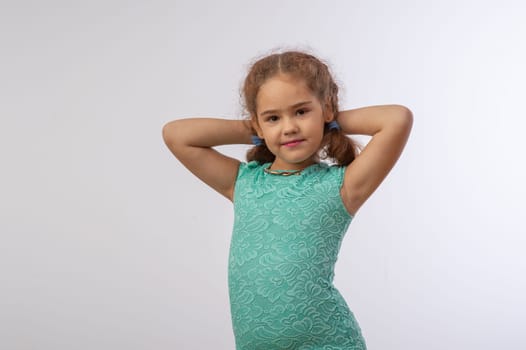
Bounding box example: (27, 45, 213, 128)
(337, 105, 413, 216)
(162, 118, 252, 201)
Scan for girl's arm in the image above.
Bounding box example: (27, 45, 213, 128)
(162, 118, 252, 201)
(337, 104, 413, 216)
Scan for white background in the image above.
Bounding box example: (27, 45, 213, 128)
(1, 0, 525, 349)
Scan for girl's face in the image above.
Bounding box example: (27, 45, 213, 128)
(254, 74, 332, 171)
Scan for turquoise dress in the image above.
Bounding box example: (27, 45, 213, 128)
(228, 161, 367, 350)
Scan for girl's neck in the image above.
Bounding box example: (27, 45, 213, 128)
(269, 155, 319, 172)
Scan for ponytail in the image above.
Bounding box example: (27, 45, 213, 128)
(246, 142, 275, 163)
(245, 124, 275, 163)
(320, 127, 361, 166)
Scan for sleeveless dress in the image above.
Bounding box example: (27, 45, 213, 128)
(228, 161, 367, 350)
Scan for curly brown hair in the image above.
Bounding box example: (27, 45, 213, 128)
(241, 49, 361, 166)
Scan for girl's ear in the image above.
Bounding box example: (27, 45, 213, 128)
(251, 116, 264, 138)
(323, 99, 334, 122)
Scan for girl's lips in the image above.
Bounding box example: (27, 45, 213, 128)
(282, 139, 304, 147)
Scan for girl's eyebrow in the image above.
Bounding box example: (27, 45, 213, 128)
(260, 101, 312, 116)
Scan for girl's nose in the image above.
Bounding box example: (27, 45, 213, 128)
(282, 117, 299, 135)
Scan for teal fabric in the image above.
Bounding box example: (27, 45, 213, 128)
(228, 161, 367, 350)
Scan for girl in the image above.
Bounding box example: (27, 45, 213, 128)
(163, 50, 413, 349)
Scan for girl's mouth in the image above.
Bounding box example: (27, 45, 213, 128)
(282, 139, 304, 147)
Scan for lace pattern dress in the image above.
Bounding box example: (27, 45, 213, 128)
(228, 161, 367, 350)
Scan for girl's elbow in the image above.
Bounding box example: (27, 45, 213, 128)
(162, 121, 185, 150)
(162, 120, 182, 143)
(394, 106, 413, 129)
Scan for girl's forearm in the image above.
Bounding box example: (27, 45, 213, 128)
(337, 104, 412, 136)
(163, 118, 253, 148)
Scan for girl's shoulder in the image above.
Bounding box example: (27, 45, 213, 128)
(236, 160, 268, 178)
(307, 161, 346, 176)
(316, 162, 347, 184)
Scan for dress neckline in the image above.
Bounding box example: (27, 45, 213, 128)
(261, 162, 326, 176)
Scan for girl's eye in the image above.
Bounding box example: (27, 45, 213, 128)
(296, 109, 308, 116)
(267, 115, 279, 122)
